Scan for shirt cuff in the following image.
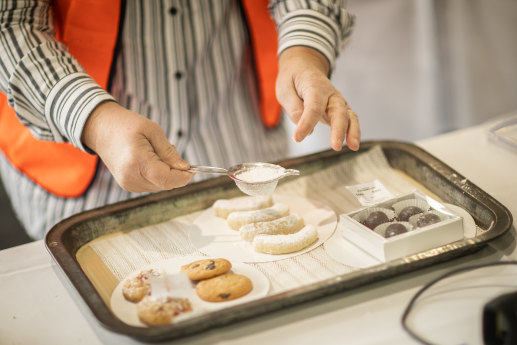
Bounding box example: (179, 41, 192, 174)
(44, 72, 115, 152)
(276, 9, 354, 71)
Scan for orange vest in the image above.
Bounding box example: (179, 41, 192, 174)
(0, 0, 280, 198)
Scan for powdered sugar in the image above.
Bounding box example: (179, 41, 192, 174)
(235, 165, 285, 183)
(213, 196, 273, 218)
(227, 203, 290, 230)
(233, 165, 298, 196)
(240, 213, 305, 241)
(252, 225, 319, 254)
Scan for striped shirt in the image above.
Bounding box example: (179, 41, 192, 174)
(0, 0, 354, 239)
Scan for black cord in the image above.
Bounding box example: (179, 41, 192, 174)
(401, 261, 517, 345)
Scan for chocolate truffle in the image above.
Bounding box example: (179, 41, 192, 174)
(416, 213, 441, 227)
(363, 211, 389, 229)
(398, 206, 423, 222)
(385, 223, 408, 238)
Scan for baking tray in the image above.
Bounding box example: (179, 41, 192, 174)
(45, 140, 513, 342)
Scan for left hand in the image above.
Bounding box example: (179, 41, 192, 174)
(276, 46, 360, 151)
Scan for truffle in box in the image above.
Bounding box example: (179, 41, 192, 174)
(338, 191, 464, 261)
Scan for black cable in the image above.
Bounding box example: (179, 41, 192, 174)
(401, 260, 517, 345)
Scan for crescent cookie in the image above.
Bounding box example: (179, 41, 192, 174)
(227, 203, 290, 230)
(252, 225, 319, 254)
(239, 213, 305, 241)
(195, 273, 253, 302)
(136, 296, 192, 326)
(122, 268, 162, 303)
(213, 196, 273, 219)
(180, 258, 232, 281)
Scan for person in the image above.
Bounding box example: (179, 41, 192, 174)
(0, 0, 360, 240)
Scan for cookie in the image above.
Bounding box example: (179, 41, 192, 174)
(181, 258, 232, 281)
(195, 273, 253, 302)
(136, 296, 192, 326)
(252, 225, 318, 254)
(227, 203, 289, 230)
(240, 213, 304, 241)
(122, 268, 162, 303)
(213, 196, 273, 219)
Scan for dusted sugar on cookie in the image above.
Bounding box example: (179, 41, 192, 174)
(252, 225, 318, 254)
(136, 296, 192, 326)
(239, 213, 304, 241)
(227, 203, 289, 230)
(122, 268, 161, 303)
(195, 273, 253, 302)
(213, 196, 273, 219)
(181, 258, 232, 281)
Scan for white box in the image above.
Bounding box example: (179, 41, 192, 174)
(338, 191, 464, 262)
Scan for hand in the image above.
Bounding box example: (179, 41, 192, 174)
(81, 101, 193, 193)
(276, 46, 360, 151)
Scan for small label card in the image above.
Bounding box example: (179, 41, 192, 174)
(345, 180, 394, 206)
(149, 272, 194, 299)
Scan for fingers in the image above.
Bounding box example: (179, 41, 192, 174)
(327, 95, 361, 151)
(138, 158, 192, 192)
(148, 124, 190, 170)
(276, 68, 361, 151)
(294, 90, 326, 142)
(288, 86, 361, 152)
(111, 144, 193, 193)
(87, 104, 194, 193)
(327, 94, 348, 150)
(345, 108, 361, 151)
(137, 124, 193, 191)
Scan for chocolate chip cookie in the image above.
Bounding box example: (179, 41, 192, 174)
(181, 258, 232, 281)
(195, 273, 253, 302)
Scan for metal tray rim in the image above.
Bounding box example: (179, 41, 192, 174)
(45, 140, 513, 342)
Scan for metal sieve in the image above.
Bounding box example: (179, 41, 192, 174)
(187, 162, 300, 196)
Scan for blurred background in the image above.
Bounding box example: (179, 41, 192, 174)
(2, 0, 517, 249)
(287, 0, 517, 156)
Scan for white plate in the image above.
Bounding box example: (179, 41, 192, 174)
(110, 256, 270, 327)
(324, 203, 477, 268)
(190, 194, 337, 263)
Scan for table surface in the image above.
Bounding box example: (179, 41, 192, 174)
(2, 117, 517, 345)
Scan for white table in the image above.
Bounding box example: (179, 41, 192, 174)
(2, 118, 516, 345)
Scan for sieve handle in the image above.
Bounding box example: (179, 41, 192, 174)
(187, 165, 229, 175)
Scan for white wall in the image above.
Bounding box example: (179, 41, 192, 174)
(287, 0, 517, 157)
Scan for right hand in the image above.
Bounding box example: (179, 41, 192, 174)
(81, 101, 193, 193)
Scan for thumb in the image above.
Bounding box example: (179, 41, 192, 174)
(148, 127, 189, 170)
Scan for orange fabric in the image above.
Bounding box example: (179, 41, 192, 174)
(0, 98, 98, 197)
(242, 0, 282, 128)
(0, 0, 120, 197)
(0, 0, 279, 198)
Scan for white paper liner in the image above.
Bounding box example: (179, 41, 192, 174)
(324, 229, 382, 269)
(190, 194, 337, 263)
(110, 256, 270, 327)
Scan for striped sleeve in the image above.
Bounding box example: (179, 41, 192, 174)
(269, 0, 355, 70)
(0, 0, 114, 151)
